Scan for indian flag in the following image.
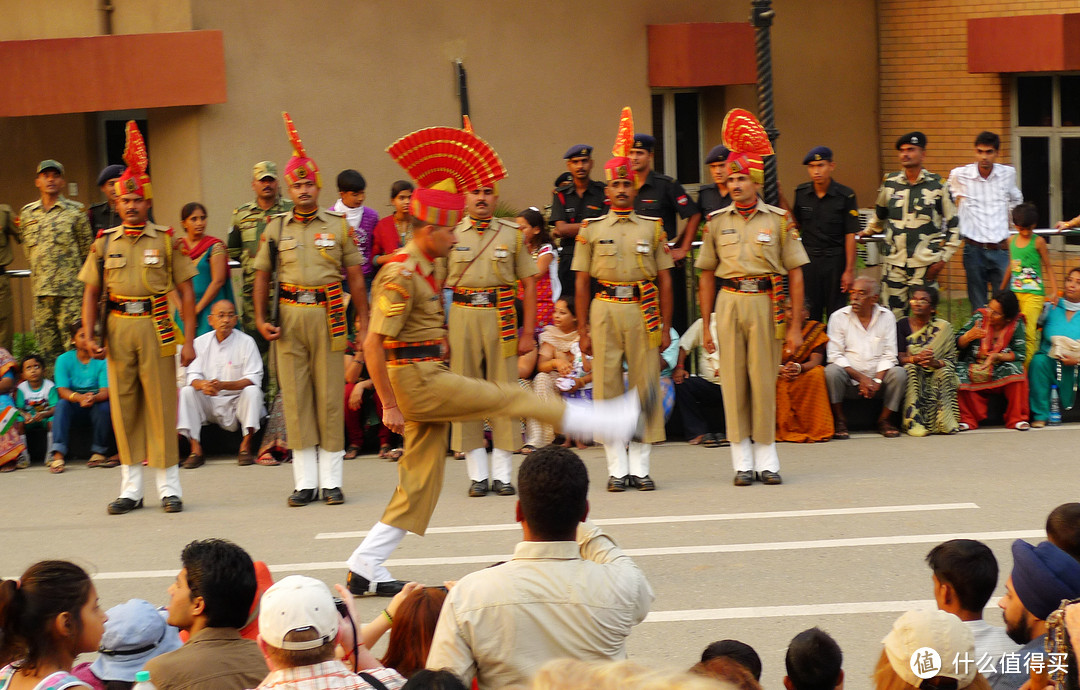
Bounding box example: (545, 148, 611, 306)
(0, 406, 20, 435)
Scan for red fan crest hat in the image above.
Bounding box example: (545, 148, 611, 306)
(722, 108, 774, 185)
(115, 121, 152, 199)
(605, 107, 636, 183)
(282, 112, 320, 187)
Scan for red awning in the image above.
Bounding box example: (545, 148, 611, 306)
(648, 23, 756, 88)
(0, 31, 227, 117)
(968, 13, 1080, 73)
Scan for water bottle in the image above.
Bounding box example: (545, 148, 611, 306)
(133, 671, 157, 690)
(1049, 384, 1062, 426)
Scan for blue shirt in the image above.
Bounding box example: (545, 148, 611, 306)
(1036, 300, 1080, 357)
(53, 350, 108, 393)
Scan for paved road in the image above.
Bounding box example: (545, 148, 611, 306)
(3, 424, 1074, 689)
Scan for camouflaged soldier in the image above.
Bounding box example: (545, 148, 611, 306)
(868, 132, 959, 318)
(228, 161, 293, 346)
(19, 160, 93, 365)
(0, 203, 20, 351)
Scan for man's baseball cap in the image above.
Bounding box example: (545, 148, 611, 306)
(253, 161, 279, 181)
(36, 159, 65, 176)
(896, 132, 927, 149)
(563, 145, 593, 160)
(882, 609, 977, 688)
(802, 146, 833, 165)
(630, 134, 655, 152)
(258, 575, 339, 650)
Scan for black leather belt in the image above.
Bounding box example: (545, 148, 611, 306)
(385, 344, 442, 362)
(599, 283, 642, 300)
(280, 286, 327, 304)
(451, 289, 498, 307)
(107, 297, 153, 315)
(720, 277, 772, 293)
(966, 239, 1008, 250)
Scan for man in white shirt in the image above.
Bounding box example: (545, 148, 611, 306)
(947, 131, 1023, 311)
(824, 277, 906, 438)
(926, 539, 1019, 668)
(177, 300, 265, 467)
(426, 446, 654, 690)
(672, 317, 727, 446)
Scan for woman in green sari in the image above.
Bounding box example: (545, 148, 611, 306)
(895, 285, 959, 436)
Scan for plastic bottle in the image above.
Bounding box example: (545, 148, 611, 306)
(133, 671, 158, 690)
(1049, 384, 1062, 426)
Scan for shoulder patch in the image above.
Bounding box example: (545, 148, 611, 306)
(325, 209, 345, 218)
(637, 214, 660, 222)
(383, 282, 410, 301)
(376, 294, 406, 318)
(384, 253, 409, 265)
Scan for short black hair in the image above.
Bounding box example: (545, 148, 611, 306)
(701, 639, 762, 680)
(402, 669, 468, 690)
(1012, 203, 1038, 229)
(517, 446, 588, 540)
(1047, 503, 1080, 561)
(20, 354, 45, 371)
(992, 289, 1020, 322)
(68, 318, 84, 339)
(910, 284, 939, 309)
(337, 169, 366, 193)
(785, 628, 842, 690)
(925, 539, 999, 612)
(974, 131, 1001, 150)
(180, 539, 256, 629)
(390, 180, 414, 199)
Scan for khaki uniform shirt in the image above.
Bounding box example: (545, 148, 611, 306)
(370, 241, 446, 343)
(570, 212, 674, 280)
(696, 200, 809, 278)
(252, 210, 361, 286)
(869, 168, 960, 268)
(0, 204, 18, 269)
(19, 196, 93, 296)
(445, 217, 537, 288)
(229, 197, 294, 279)
(78, 223, 197, 297)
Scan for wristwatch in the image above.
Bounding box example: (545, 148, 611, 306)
(872, 377, 882, 384)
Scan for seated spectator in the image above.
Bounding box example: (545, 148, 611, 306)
(776, 302, 833, 443)
(1028, 268, 1080, 428)
(989, 540, 1080, 690)
(72, 598, 182, 690)
(51, 320, 116, 471)
(876, 609, 989, 690)
(146, 539, 268, 690)
(526, 299, 589, 451)
(659, 327, 681, 423)
(15, 353, 56, 468)
(426, 446, 654, 689)
(700, 640, 761, 682)
(0, 560, 106, 688)
(344, 337, 381, 460)
(825, 277, 906, 439)
(956, 290, 1029, 431)
(690, 657, 762, 690)
(0, 347, 27, 473)
(897, 285, 960, 436)
(926, 539, 1018, 664)
(673, 317, 727, 447)
(371, 180, 415, 274)
(254, 575, 405, 690)
(1047, 503, 1080, 561)
(401, 670, 466, 690)
(784, 627, 843, 690)
(177, 301, 265, 468)
(353, 582, 445, 680)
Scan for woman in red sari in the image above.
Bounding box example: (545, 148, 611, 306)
(175, 202, 233, 336)
(776, 303, 833, 442)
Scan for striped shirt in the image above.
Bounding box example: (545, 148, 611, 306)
(947, 163, 1023, 244)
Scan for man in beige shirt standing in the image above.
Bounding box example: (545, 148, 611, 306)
(426, 446, 653, 689)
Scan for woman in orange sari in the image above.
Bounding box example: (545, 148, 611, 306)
(776, 304, 833, 442)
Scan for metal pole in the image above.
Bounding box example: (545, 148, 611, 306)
(454, 60, 470, 126)
(751, 0, 779, 205)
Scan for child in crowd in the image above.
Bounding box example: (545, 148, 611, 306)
(344, 335, 401, 460)
(0, 348, 26, 472)
(51, 320, 116, 472)
(525, 299, 591, 451)
(371, 180, 415, 274)
(1003, 202, 1057, 367)
(15, 354, 57, 468)
(1047, 502, 1080, 561)
(516, 207, 559, 335)
(71, 599, 182, 690)
(330, 169, 378, 284)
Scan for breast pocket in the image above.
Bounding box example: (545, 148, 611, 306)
(278, 238, 300, 265)
(104, 255, 126, 283)
(142, 255, 170, 294)
(718, 232, 741, 260)
(595, 243, 618, 270)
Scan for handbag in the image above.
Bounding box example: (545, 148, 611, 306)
(1048, 335, 1080, 361)
(968, 359, 994, 384)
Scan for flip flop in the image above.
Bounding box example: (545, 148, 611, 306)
(378, 445, 391, 459)
(702, 433, 722, 448)
(48, 457, 66, 474)
(256, 452, 281, 466)
(344, 445, 361, 460)
(387, 448, 404, 461)
(238, 450, 256, 466)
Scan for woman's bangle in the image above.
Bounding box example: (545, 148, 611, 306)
(382, 609, 393, 625)
(69, 392, 77, 402)
(794, 362, 802, 374)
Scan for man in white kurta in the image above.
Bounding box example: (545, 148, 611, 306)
(177, 300, 265, 466)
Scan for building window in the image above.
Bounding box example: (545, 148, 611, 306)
(1012, 75, 1080, 231)
(650, 90, 702, 184)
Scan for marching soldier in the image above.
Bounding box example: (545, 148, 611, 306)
(574, 108, 673, 493)
(254, 113, 368, 507)
(696, 109, 809, 487)
(78, 121, 198, 514)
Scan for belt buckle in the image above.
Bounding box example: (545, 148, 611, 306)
(615, 285, 634, 299)
(297, 291, 317, 304)
(739, 278, 760, 293)
(124, 301, 145, 314)
(470, 292, 491, 306)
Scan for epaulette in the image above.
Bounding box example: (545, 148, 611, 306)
(762, 203, 786, 215)
(637, 214, 660, 222)
(60, 198, 85, 211)
(384, 253, 410, 264)
(325, 209, 345, 218)
(494, 217, 518, 230)
(555, 183, 573, 193)
(582, 213, 607, 227)
(163, 226, 175, 236)
(20, 200, 41, 213)
(651, 172, 675, 183)
(706, 208, 727, 220)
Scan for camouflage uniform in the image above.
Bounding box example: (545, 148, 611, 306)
(0, 204, 20, 351)
(18, 197, 93, 363)
(869, 169, 959, 317)
(228, 197, 293, 345)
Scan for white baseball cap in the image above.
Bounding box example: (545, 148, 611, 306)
(258, 575, 339, 650)
(882, 609, 977, 688)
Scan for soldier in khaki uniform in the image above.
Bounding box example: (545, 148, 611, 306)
(228, 161, 293, 346)
(573, 155, 673, 493)
(344, 129, 646, 594)
(0, 204, 20, 351)
(448, 184, 538, 497)
(19, 159, 94, 365)
(696, 109, 809, 487)
(254, 113, 367, 508)
(78, 122, 198, 514)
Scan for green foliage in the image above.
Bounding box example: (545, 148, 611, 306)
(494, 202, 520, 219)
(11, 332, 37, 360)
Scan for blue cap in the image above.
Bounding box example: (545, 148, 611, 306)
(563, 144, 593, 160)
(631, 134, 655, 152)
(90, 599, 182, 682)
(896, 131, 927, 149)
(97, 164, 126, 187)
(1011, 540, 1080, 620)
(705, 145, 730, 165)
(802, 146, 833, 165)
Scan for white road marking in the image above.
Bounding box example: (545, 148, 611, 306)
(313, 502, 980, 540)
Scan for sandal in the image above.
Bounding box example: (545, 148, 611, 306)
(378, 444, 391, 459)
(87, 453, 107, 468)
(344, 445, 361, 460)
(702, 433, 722, 448)
(877, 420, 901, 438)
(519, 444, 537, 455)
(48, 457, 66, 474)
(387, 448, 404, 461)
(0, 462, 15, 472)
(1014, 421, 1030, 431)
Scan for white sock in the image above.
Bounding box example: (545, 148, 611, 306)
(465, 447, 489, 482)
(292, 447, 318, 490)
(628, 442, 651, 477)
(491, 448, 514, 483)
(317, 447, 344, 489)
(346, 522, 407, 583)
(752, 441, 780, 473)
(603, 443, 629, 478)
(119, 463, 143, 500)
(157, 465, 182, 499)
(730, 438, 753, 472)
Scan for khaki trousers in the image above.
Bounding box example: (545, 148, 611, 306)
(715, 290, 781, 445)
(448, 303, 518, 452)
(276, 302, 344, 451)
(590, 299, 664, 443)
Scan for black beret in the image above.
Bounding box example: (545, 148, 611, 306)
(563, 144, 593, 160)
(802, 146, 833, 165)
(96, 164, 126, 187)
(705, 145, 730, 165)
(631, 134, 655, 152)
(896, 131, 927, 149)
